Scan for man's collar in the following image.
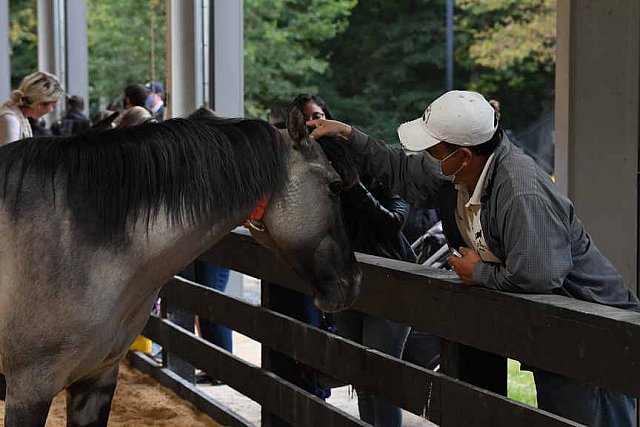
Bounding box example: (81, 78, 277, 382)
(467, 152, 496, 206)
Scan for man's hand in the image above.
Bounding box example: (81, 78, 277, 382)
(306, 119, 352, 141)
(447, 247, 481, 285)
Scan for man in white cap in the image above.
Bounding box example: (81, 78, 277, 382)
(307, 90, 638, 426)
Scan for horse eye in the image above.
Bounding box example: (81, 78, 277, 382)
(328, 181, 342, 195)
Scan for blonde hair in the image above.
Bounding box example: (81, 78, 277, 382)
(5, 71, 65, 108)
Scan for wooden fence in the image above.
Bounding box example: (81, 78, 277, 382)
(129, 228, 640, 426)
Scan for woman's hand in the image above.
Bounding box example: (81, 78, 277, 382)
(306, 119, 352, 141)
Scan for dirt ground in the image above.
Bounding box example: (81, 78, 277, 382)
(0, 361, 219, 427)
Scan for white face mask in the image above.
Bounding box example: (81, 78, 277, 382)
(426, 149, 465, 182)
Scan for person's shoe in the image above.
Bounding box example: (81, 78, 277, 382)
(196, 373, 223, 386)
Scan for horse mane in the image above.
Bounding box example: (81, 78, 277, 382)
(0, 117, 288, 244)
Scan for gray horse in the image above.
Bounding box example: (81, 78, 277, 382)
(0, 107, 361, 426)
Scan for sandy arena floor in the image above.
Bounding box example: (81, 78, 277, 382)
(0, 361, 219, 427)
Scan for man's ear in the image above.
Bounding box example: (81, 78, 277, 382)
(461, 147, 473, 164)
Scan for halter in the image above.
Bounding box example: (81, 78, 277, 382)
(244, 196, 269, 232)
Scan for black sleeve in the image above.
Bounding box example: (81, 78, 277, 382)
(341, 182, 409, 235)
(347, 127, 442, 210)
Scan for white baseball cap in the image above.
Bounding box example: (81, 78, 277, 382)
(397, 90, 498, 152)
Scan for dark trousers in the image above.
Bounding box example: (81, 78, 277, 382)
(193, 260, 233, 352)
(532, 368, 635, 426)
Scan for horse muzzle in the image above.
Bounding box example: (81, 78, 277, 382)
(313, 270, 362, 313)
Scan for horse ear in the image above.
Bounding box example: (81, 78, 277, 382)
(286, 106, 311, 150)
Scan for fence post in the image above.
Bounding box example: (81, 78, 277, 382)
(162, 264, 196, 383)
(261, 281, 307, 427)
(441, 340, 507, 395)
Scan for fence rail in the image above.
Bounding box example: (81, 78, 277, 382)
(132, 228, 640, 426)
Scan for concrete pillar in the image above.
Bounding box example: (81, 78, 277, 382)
(555, 0, 640, 292)
(0, 0, 10, 102)
(37, 0, 65, 123)
(209, 0, 243, 117)
(167, 0, 197, 118)
(64, 0, 89, 116)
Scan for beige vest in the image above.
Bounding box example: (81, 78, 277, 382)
(0, 104, 33, 142)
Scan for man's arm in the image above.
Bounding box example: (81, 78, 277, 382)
(308, 118, 441, 209)
(472, 194, 573, 293)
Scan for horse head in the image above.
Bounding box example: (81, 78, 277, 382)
(248, 107, 362, 312)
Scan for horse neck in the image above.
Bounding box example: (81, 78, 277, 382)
(127, 209, 252, 292)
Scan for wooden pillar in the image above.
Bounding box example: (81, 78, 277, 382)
(261, 281, 304, 427)
(163, 265, 196, 383)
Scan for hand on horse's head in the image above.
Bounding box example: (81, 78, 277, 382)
(306, 118, 352, 141)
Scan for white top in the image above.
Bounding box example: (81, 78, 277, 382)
(0, 105, 32, 144)
(454, 153, 503, 264)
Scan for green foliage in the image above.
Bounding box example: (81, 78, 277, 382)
(320, 0, 447, 143)
(8, 0, 37, 88)
(456, 0, 555, 130)
(244, 0, 357, 119)
(87, 0, 166, 113)
(8, 0, 554, 136)
(508, 359, 537, 407)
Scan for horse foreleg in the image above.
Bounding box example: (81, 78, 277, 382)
(66, 364, 119, 427)
(4, 399, 52, 427)
(3, 370, 54, 427)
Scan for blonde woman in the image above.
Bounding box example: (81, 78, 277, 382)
(0, 71, 64, 144)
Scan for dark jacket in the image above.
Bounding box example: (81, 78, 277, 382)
(341, 179, 416, 263)
(348, 127, 640, 310)
(52, 110, 90, 136)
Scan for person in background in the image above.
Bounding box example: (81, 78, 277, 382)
(27, 117, 52, 137)
(308, 90, 639, 427)
(145, 81, 165, 122)
(52, 95, 91, 136)
(293, 93, 333, 122)
(0, 71, 64, 145)
(123, 84, 148, 110)
(118, 106, 154, 128)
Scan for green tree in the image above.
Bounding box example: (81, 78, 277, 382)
(321, 0, 447, 143)
(455, 0, 555, 130)
(87, 0, 166, 113)
(8, 0, 38, 88)
(243, 0, 357, 119)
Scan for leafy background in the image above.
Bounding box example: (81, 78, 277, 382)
(9, 0, 554, 144)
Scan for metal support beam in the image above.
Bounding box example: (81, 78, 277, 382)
(554, 0, 640, 290)
(209, 0, 243, 117)
(65, 0, 89, 116)
(0, 0, 10, 102)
